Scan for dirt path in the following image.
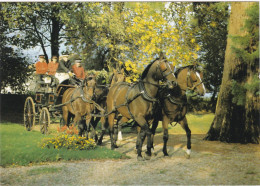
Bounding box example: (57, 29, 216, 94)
(1, 133, 260, 185)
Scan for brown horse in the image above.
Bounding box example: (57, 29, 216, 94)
(151, 65, 206, 158)
(106, 58, 176, 160)
(62, 74, 97, 137)
(90, 69, 126, 144)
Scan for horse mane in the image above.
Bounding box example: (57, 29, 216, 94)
(174, 65, 195, 77)
(108, 73, 114, 84)
(141, 58, 160, 80)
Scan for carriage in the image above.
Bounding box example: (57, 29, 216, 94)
(23, 74, 74, 134)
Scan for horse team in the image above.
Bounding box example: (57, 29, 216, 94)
(61, 58, 206, 161)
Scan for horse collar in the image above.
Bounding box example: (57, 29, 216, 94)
(138, 81, 157, 102)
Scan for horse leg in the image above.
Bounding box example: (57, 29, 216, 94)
(117, 116, 128, 141)
(162, 116, 170, 156)
(62, 107, 69, 127)
(85, 115, 92, 139)
(151, 118, 159, 155)
(179, 117, 191, 158)
(135, 117, 151, 160)
(75, 113, 84, 137)
(97, 116, 107, 145)
(108, 113, 118, 149)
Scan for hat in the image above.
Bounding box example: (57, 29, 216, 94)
(52, 55, 58, 59)
(62, 51, 70, 55)
(75, 59, 82, 63)
(39, 55, 45, 58)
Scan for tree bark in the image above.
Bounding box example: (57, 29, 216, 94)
(50, 5, 61, 57)
(204, 2, 259, 144)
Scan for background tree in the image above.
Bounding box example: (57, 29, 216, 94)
(2, 2, 67, 60)
(60, 2, 200, 82)
(192, 2, 229, 111)
(0, 4, 31, 93)
(204, 2, 259, 143)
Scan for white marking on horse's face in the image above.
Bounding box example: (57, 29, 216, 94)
(195, 72, 206, 95)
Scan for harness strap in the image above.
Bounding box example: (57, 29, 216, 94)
(138, 81, 158, 102)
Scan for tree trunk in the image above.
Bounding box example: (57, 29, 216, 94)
(50, 5, 60, 57)
(204, 2, 259, 144)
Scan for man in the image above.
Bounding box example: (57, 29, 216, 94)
(35, 55, 48, 89)
(72, 58, 85, 80)
(59, 54, 73, 76)
(47, 55, 59, 87)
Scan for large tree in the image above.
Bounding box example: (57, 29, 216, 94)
(204, 2, 259, 143)
(2, 2, 67, 60)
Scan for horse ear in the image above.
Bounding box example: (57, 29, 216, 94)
(159, 62, 167, 72)
(170, 64, 175, 71)
(95, 71, 99, 77)
(113, 68, 117, 74)
(200, 71, 203, 79)
(85, 71, 88, 77)
(120, 68, 124, 74)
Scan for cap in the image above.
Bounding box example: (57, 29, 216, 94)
(39, 55, 45, 58)
(62, 51, 69, 55)
(75, 59, 82, 63)
(52, 55, 58, 59)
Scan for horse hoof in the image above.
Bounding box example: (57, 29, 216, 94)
(145, 152, 151, 160)
(137, 156, 144, 161)
(185, 153, 190, 159)
(164, 153, 169, 157)
(185, 149, 191, 159)
(97, 141, 102, 145)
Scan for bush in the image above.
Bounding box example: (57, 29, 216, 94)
(41, 125, 96, 150)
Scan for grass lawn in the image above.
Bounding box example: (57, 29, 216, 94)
(0, 123, 127, 167)
(0, 113, 214, 167)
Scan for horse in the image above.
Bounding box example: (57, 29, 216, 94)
(105, 58, 177, 160)
(92, 69, 126, 144)
(150, 65, 206, 158)
(61, 74, 97, 138)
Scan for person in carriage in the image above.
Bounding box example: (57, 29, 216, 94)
(34, 54, 48, 90)
(47, 55, 59, 87)
(59, 53, 85, 86)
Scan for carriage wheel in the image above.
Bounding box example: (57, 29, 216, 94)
(39, 107, 50, 134)
(24, 97, 36, 131)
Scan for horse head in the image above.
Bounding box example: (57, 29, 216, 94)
(157, 59, 176, 89)
(111, 68, 125, 86)
(85, 73, 96, 88)
(176, 65, 206, 96)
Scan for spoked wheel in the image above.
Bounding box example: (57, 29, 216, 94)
(39, 107, 50, 134)
(24, 97, 36, 131)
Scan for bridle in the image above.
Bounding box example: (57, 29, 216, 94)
(186, 68, 203, 91)
(157, 60, 176, 81)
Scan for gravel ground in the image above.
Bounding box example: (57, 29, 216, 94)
(1, 133, 260, 185)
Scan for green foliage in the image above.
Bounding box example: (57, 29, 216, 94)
(60, 2, 200, 82)
(0, 124, 125, 167)
(244, 75, 260, 96)
(1, 2, 67, 58)
(192, 2, 229, 98)
(230, 3, 259, 105)
(0, 47, 32, 93)
(231, 3, 259, 64)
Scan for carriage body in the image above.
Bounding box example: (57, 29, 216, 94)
(24, 73, 75, 134)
